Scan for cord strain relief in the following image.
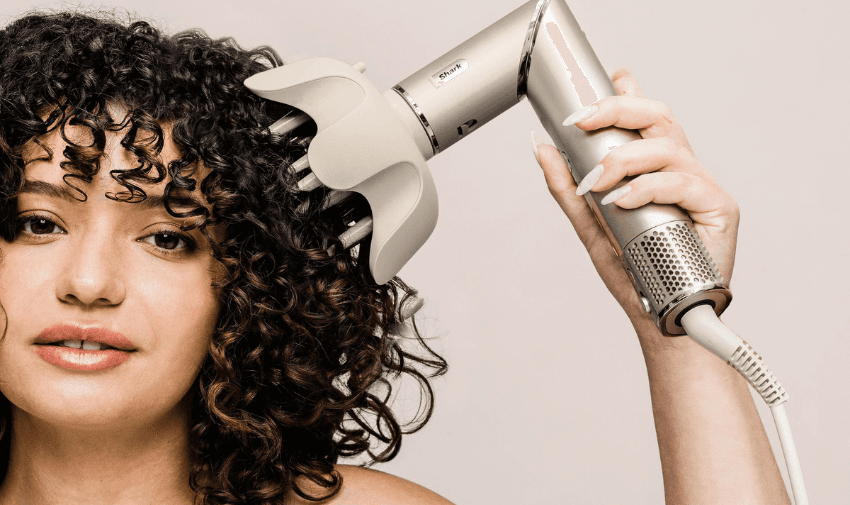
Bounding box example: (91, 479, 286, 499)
(727, 340, 788, 406)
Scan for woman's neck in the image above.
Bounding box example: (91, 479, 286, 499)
(0, 397, 197, 505)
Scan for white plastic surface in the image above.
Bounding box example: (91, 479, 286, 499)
(680, 304, 742, 360)
(245, 58, 440, 284)
(772, 404, 809, 505)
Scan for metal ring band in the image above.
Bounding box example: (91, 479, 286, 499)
(517, 0, 551, 101)
(391, 85, 440, 156)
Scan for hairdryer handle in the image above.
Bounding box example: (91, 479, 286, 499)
(526, 0, 731, 335)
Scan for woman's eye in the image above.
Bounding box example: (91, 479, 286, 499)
(142, 231, 194, 253)
(14, 217, 196, 255)
(17, 216, 63, 236)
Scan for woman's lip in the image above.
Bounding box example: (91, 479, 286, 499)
(34, 325, 136, 352)
(35, 346, 132, 371)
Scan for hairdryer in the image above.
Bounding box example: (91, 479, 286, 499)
(244, 1, 807, 502)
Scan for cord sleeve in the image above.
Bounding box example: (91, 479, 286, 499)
(680, 304, 807, 505)
(681, 305, 787, 406)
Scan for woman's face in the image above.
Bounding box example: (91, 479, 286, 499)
(0, 120, 222, 432)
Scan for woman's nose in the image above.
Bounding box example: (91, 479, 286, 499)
(55, 230, 126, 307)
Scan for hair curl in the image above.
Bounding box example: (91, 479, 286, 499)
(0, 10, 447, 503)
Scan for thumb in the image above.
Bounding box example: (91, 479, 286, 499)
(533, 137, 612, 255)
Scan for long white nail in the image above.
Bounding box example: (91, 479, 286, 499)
(576, 164, 604, 195)
(600, 184, 632, 205)
(563, 105, 598, 126)
(531, 130, 544, 162)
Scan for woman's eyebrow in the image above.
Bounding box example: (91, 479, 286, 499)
(19, 179, 205, 211)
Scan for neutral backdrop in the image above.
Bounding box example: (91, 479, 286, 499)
(2, 0, 847, 503)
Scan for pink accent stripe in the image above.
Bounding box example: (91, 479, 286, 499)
(545, 22, 598, 108)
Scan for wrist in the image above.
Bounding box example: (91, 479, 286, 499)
(629, 315, 684, 352)
(631, 316, 714, 361)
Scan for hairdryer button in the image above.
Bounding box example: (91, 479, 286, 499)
(639, 296, 652, 314)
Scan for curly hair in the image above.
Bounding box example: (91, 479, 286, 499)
(0, 9, 447, 503)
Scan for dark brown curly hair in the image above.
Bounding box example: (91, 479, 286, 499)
(0, 9, 447, 504)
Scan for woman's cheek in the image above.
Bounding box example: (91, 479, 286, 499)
(0, 245, 58, 330)
(131, 253, 219, 370)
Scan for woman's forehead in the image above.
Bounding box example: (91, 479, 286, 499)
(21, 114, 209, 201)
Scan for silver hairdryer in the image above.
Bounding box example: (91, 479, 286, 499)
(245, 0, 729, 337)
(245, 1, 807, 502)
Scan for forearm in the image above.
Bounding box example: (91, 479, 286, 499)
(634, 320, 791, 505)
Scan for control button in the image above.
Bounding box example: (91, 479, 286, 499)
(639, 296, 652, 314)
(560, 152, 572, 173)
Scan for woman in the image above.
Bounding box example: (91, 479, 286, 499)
(0, 11, 789, 505)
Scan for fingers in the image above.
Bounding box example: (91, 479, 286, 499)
(533, 135, 654, 318)
(569, 95, 687, 144)
(602, 171, 738, 220)
(564, 68, 693, 151)
(533, 141, 614, 254)
(579, 137, 712, 195)
(601, 170, 740, 285)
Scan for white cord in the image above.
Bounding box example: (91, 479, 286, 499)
(680, 304, 808, 505)
(772, 403, 809, 505)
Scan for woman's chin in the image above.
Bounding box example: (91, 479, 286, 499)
(9, 391, 190, 437)
(0, 370, 187, 436)
(0, 343, 196, 432)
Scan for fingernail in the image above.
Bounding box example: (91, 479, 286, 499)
(600, 184, 632, 205)
(562, 105, 598, 126)
(576, 164, 603, 196)
(531, 130, 544, 163)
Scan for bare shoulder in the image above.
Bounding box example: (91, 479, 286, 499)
(287, 464, 456, 505)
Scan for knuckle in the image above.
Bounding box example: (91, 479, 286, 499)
(655, 136, 681, 164)
(675, 140, 695, 164)
(655, 102, 675, 125)
(546, 179, 569, 197)
(625, 174, 647, 195)
(680, 143, 699, 163)
(726, 198, 741, 220)
(604, 152, 625, 177)
(681, 172, 701, 191)
(611, 68, 631, 81)
(660, 135, 679, 153)
(596, 96, 617, 117)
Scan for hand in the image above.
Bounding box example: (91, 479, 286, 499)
(533, 69, 740, 334)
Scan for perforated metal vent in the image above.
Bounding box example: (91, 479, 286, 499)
(626, 221, 723, 306)
(622, 220, 731, 335)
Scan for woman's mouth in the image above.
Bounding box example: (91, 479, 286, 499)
(54, 340, 117, 350)
(34, 325, 136, 371)
(35, 345, 132, 371)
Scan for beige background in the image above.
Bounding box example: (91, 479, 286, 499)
(2, 0, 847, 503)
